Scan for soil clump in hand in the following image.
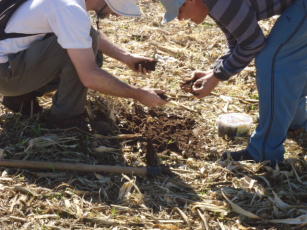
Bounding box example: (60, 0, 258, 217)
(135, 60, 158, 71)
(180, 78, 198, 96)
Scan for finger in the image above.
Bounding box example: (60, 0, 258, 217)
(192, 71, 205, 79)
(193, 72, 202, 79)
(134, 62, 139, 71)
(192, 87, 210, 98)
(142, 67, 149, 74)
(157, 98, 168, 106)
(193, 70, 212, 80)
(193, 82, 203, 90)
(157, 93, 168, 101)
(205, 70, 213, 75)
(181, 77, 194, 85)
(192, 91, 200, 97)
(154, 90, 169, 101)
(195, 94, 205, 99)
(190, 73, 198, 81)
(138, 64, 142, 72)
(144, 57, 155, 62)
(153, 89, 165, 94)
(192, 89, 205, 98)
(160, 100, 168, 105)
(192, 79, 205, 90)
(148, 97, 167, 107)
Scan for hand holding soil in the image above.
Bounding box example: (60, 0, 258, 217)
(180, 71, 210, 96)
(135, 88, 168, 107)
(124, 54, 157, 74)
(157, 92, 169, 101)
(181, 78, 198, 95)
(192, 71, 220, 98)
(181, 71, 220, 98)
(134, 60, 158, 72)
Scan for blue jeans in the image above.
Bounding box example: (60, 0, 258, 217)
(247, 0, 307, 163)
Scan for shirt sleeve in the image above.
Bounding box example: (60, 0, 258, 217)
(47, 1, 92, 49)
(209, 0, 266, 81)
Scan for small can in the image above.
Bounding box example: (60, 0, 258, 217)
(217, 113, 253, 138)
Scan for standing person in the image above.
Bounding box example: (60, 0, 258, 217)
(160, 0, 306, 164)
(0, 0, 167, 131)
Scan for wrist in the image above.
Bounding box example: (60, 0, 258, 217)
(119, 52, 131, 64)
(213, 75, 221, 82)
(213, 68, 230, 81)
(130, 86, 143, 100)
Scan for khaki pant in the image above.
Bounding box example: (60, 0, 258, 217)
(0, 29, 100, 118)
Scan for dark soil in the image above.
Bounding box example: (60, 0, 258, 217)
(115, 104, 206, 162)
(180, 78, 198, 95)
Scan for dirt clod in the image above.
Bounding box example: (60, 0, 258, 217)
(180, 78, 198, 95)
(157, 92, 169, 101)
(135, 60, 158, 71)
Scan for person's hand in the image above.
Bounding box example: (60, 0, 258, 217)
(189, 70, 212, 82)
(181, 70, 211, 94)
(134, 88, 168, 107)
(123, 54, 157, 74)
(191, 70, 220, 98)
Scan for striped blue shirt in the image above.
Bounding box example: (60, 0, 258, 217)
(203, 0, 295, 80)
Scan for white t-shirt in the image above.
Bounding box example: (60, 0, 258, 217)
(0, 0, 92, 63)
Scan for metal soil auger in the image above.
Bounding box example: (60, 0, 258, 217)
(0, 159, 172, 177)
(0, 134, 170, 177)
(0, 133, 172, 177)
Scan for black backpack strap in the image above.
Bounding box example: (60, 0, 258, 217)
(0, 0, 37, 40)
(0, 32, 38, 40)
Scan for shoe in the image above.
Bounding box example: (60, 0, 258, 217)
(96, 50, 103, 68)
(90, 120, 116, 135)
(2, 92, 42, 116)
(222, 149, 255, 161)
(45, 113, 90, 132)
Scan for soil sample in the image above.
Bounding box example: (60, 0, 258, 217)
(180, 78, 198, 96)
(157, 92, 169, 101)
(217, 113, 253, 139)
(135, 60, 158, 71)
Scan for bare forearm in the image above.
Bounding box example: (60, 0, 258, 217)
(67, 48, 166, 107)
(98, 31, 128, 63)
(85, 68, 140, 99)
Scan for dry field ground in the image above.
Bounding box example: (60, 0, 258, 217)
(0, 1, 306, 229)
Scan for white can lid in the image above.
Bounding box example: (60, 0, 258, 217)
(217, 113, 253, 128)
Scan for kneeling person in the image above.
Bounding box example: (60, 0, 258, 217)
(0, 0, 167, 130)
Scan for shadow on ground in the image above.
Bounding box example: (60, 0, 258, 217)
(0, 97, 201, 216)
(216, 157, 307, 229)
(288, 129, 307, 159)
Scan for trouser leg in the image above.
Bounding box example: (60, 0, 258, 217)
(50, 29, 100, 118)
(0, 28, 100, 118)
(247, 0, 307, 162)
(36, 30, 103, 96)
(0, 36, 69, 96)
(290, 82, 307, 131)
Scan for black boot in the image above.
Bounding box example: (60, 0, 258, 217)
(2, 92, 42, 116)
(222, 149, 255, 161)
(45, 113, 90, 132)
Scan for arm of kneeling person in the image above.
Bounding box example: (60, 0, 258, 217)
(67, 48, 167, 107)
(98, 31, 129, 62)
(98, 32, 157, 74)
